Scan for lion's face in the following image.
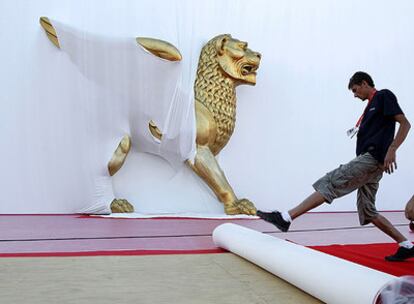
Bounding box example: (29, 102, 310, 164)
(215, 35, 261, 85)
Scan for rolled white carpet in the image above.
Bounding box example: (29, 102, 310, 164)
(213, 223, 395, 304)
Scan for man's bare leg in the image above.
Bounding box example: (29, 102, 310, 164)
(288, 191, 326, 220)
(371, 214, 406, 243)
(374, 213, 414, 262)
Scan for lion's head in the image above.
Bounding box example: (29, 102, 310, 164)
(195, 35, 261, 87)
(213, 34, 261, 85)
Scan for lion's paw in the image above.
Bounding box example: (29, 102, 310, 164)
(110, 199, 135, 213)
(224, 199, 257, 216)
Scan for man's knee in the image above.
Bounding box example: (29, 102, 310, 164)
(405, 195, 414, 221)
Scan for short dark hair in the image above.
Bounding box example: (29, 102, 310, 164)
(348, 71, 375, 89)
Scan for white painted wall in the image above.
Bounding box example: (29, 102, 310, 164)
(0, 0, 413, 213)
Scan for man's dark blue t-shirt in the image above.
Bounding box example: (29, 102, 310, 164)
(356, 89, 403, 163)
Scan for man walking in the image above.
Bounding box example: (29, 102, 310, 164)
(257, 71, 412, 262)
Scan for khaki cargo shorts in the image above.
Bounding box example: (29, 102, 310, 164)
(313, 153, 383, 225)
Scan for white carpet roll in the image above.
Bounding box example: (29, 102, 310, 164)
(212, 223, 395, 304)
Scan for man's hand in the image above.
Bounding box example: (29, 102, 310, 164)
(383, 114, 411, 174)
(383, 147, 397, 174)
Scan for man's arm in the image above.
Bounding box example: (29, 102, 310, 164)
(384, 114, 411, 174)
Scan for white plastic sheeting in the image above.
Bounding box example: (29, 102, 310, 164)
(0, 0, 413, 213)
(50, 19, 196, 214)
(52, 20, 196, 166)
(213, 223, 395, 304)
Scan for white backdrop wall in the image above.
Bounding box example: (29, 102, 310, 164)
(0, 0, 413, 213)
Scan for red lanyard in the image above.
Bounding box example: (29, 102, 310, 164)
(354, 90, 376, 128)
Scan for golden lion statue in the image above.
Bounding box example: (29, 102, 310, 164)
(40, 17, 261, 215)
(189, 34, 261, 215)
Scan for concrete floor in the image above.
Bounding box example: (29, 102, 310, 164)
(0, 253, 321, 304)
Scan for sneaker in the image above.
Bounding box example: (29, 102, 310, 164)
(385, 246, 414, 262)
(257, 210, 291, 232)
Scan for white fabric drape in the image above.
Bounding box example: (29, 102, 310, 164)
(53, 19, 196, 165)
(49, 19, 198, 213)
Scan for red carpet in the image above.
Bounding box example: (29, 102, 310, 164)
(310, 243, 414, 277)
